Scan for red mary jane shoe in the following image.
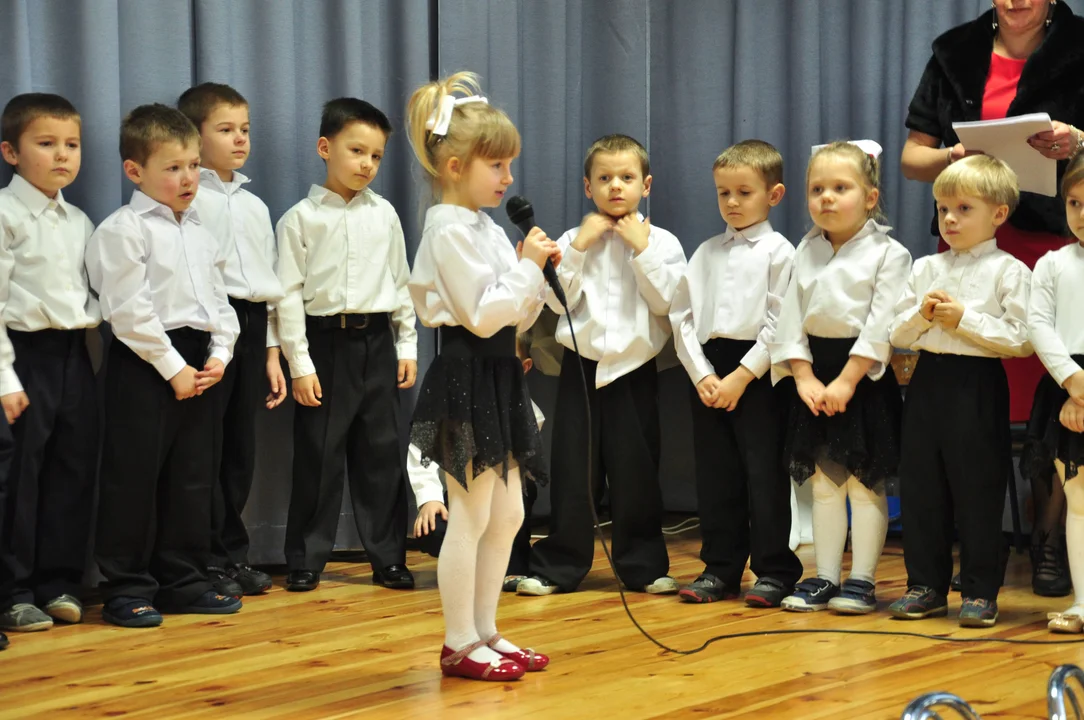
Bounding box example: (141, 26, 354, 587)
(486, 633, 550, 672)
(440, 641, 525, 681)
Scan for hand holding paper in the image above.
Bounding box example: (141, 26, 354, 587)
(952, 113, 1057, 196)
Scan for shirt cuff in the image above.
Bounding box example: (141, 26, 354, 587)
(0, 367, 23, 396)
(849, 337, 892, 365)
(956, 307, 982, 338)
(770, 342, 814, 366)
(688, 355, 716, 387)
(266, 319, 281, 348)
(152, 348, 187, 381)
(288, 353, 317, 379)
(740, 344, 772, 380)
(414, 482, 447, 509)
(396, 342, 418, 361)
(630, 236, 663, 272)
(209, 347, 232, 369)
(1052, 360, 1084, 389)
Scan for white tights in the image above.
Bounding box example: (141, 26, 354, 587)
(439, 463, 525, 664)
(1058, 460, 1084, 615)
(810, 467, 888, 585)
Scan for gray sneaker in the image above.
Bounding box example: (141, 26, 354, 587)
(43, 594, 84, 624)
(0, 603, 54, 632)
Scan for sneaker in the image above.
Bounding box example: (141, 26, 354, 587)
(0, 603, 53, 632)
(643, 576, 679, 595)
(889, 586, 949, 620)
(169, 590, 243, 615)
(517, 576, 560, 596)
(227, 564, 273, 595)
(43, 594, 84, 624)
(0, 631, 7, 650)
(950, 573, 962, 593)
(102, 597, 163, 628)
(959, 597, 999, 628)
(678, 574, 739, 604)
(502, 575, 528, 593)
(1032, 537, 1072, 597)
(828, 579, 878, 615)
(781, 578, 839, 612)
(745, 578, 789, 608)
(208, 566, 244, 598)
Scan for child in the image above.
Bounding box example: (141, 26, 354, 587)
(406, 71, 558, 681)
(888, 155, 1031, 628)
(0, 319, 19, 648)
(770, 140, 912, 615)
(1024, 153, 1084, 633)
(519, 134, 688, 597)
(276, 98, 416, 593)
(669, 140, 803, 607)
(178, 83, 285, 598)
(0, 93, 99, 632)
(87, 104, 242, 627)
(410, 331, 543, 592)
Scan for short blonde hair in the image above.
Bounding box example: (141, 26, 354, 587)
(808, 141, 884, 221)
(1062, 152, 1084, 198)
(933, 155, 1019, 215)
(713, 139, 783, 188)
(584, 134, 649, 179)
(120, 104, 199, 165)
(406, 71, 520, 186)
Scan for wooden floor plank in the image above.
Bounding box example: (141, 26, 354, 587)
(3, 533, 1084, 719)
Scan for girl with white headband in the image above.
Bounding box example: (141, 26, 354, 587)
(405, 71, 560, 682)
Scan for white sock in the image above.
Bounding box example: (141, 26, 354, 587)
(439, 465, 504, 665)
(846, 476, 888, 584)
(1059, 460, 1084, 614)
(811, 467, 848, 586)
(474, 466, 525, 655)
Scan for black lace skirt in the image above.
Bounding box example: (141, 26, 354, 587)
(409, 325, 547, 492)
(1021, 355, 1084, 492)
(783, 336, 902, 488)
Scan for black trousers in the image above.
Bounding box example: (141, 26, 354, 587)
(0, 330, 98, 609)
(900, 352, 1011, 601)
(415, 480, 537, 575)
(0, 409, 16, 607)
(94, 329, 216, 607)
(689, 339, 803, 588)
(529, 354, 668, 591)
(285, 315, 407, 573)
(210, 298, 268, 568)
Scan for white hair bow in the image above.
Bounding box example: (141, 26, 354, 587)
(811, 139, 883, 159)
(426, 94, 489, 137)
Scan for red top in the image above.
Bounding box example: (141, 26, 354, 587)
(981, 52, 1027, 121)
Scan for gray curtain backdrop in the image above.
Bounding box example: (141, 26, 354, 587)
(3, 0, 1078, 563)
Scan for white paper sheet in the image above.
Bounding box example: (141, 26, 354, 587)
(951, 113, 1057, 196)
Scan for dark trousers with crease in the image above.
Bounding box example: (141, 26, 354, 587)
(0, 329, 97, 610)
(95, 329, 216, 607)
(689, 339, 803, 589)
(529, 354, 669, 592)
(285, 316, 407, 573)
(210, 298, 268, 569)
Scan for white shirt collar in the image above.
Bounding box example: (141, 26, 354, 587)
(199, 168, 250, 194)
(424, 203, 490, 232)
(307, 183, 374, 207)
(130, 189, 200, 224)
(802, 218, 892, 245)
(950, 237, 999, 258)
(7, 173, 67, 217)
(722, 218, 774, 244)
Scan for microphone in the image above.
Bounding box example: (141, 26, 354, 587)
(505, 195, 567, 308)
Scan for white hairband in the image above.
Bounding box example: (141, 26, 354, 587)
(426, 94, 489, 138)
(811, 139, 883, 159)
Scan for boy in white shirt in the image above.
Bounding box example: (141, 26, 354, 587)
(520, 134, 687, 596)
(888, 155, 1031, 628)
(276, 98, 417, 593)
(0, 94, 99, 632)
(669, 140, 803, 607)
(87, 104, 241, 627)
(179, 83, 285, 598)
(411, 331, 543, 591)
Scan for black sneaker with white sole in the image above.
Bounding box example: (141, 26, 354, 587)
(781, 578, 840, 612)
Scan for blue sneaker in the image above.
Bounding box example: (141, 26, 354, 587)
(828, 579, 877, 615)
(781, 578, 839, 612)
(103, 597, 163, 628)
(959, 598, 998, 628)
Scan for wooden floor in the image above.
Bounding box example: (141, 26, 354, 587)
(4, 531, 1084, 720)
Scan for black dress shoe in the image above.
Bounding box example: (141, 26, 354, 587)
(208, 566, 244, 598)
(373, 564, 414, 590)
(286, 570, 320, 592)
(228, 564, 273, 595)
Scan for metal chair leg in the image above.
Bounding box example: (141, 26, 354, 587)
(1048, 664, 1084, 720)
(901, 691, 982, 720)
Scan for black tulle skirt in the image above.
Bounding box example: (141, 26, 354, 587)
(409, 325, 547, 492)
(1021, 355, 1084, 491)
(783, 336, 902, 488)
